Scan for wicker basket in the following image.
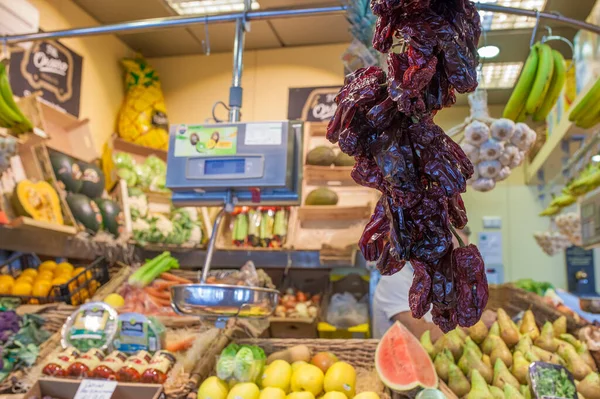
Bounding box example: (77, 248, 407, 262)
(486, 284, 587, 333)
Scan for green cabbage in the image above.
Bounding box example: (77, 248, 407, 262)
(134, 164, 153, 190)
(117, 168, 137, 187)
(216, 343, 239, 380)
(114, 152, 135, 170)
(144, 155, 167, 175)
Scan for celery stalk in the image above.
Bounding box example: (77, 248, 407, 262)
(128, 251, 171, 286)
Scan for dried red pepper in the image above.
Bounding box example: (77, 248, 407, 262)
(327, 0, 486, 331)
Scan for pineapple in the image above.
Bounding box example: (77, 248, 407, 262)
(117, 57, 169, 150)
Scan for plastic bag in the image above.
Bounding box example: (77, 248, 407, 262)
(326, 292, 369, 328)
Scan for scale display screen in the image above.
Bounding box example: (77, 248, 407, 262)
(205, 159, 245, 175)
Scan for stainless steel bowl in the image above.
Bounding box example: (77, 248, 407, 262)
(171, 284, 280, 318)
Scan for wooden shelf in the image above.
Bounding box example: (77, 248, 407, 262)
(298, 205, 371, 221)
(525, 82, 595, 185)
(9, 217, 77, 236)
(304, 165, 355, 185)
(306, 122, 328, 137)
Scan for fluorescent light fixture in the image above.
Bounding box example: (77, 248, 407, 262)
(478, 45, 500, 59)
(592, 155, 600, 163)
(166, 0, 260, 15)
(478, 0, 547, 30)
(478, 62, 523, 89)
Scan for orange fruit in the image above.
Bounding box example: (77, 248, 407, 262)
(21, 269, 38, 279)
(0, 280, 13, 295)
(0, 275, 15, 285)
(17, 275, 34, 285)
(51, 277, 69, 286)
(38, 271, 54, 281)
(56, 262, 74, 276)
(72, 267, 93, 285)
(39, 261, 57, 273)
(32, 280, 52, 297)
(12, 281, 32, 296)
(88, 280, 100, 295)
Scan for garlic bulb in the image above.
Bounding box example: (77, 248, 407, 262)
(499, 145, 519, 166)
(461, 142, 480, 164)
(465, 121, 490, 146)
(495, 166, 511, 182)
(490, 118, 515, 141)
(479, 139, 504, 161)
(511, 122, 536, 151)
(471, 178, 496, 192)
(478, 160, 502, 179)
(509, 151, 525, 169)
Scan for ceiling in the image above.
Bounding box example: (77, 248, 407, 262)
(73, 0, 599, 103)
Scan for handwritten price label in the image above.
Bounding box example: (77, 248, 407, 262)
(74, 379, 118, 399)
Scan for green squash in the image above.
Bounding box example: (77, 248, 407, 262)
(79, 162, 105, 198)
(95, 198, 124, 237)
(50, 151, 82, 193)
(66, 193, 102, 233)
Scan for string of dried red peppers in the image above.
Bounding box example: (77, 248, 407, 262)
(327, 0, 487, 332)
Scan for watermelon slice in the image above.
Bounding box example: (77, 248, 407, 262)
(375, 321, 438, 391)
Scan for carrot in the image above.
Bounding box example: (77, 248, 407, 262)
(160, 272, 192, 284)
(147, 294, 171, 308)
(152, 280, 180, 291)
(144, 286, 171, 300)
(165, 336, 196, 352)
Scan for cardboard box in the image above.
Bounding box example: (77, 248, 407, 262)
(25, 378, 164, 399)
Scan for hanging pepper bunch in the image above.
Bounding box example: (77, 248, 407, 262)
(327, 0, 487, 332)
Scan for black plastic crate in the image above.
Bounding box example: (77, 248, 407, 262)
(0, 253, 110, 305)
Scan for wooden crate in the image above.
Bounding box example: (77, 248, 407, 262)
(269, 317, 319, 338)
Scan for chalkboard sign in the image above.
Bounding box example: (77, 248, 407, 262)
(565, 246, 597, 295)
(9, 39, 83, 117)
(287, 86, 341, 122)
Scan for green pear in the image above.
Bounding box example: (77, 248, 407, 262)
(489, 321, 500, 336)
(519, 310, 539, 341)
(466, 369, 494, 399)
(511, 351, 530, 385)
(489, 385, 504, 399)
(434, 349, 454, 382)
(553, 316, 567, 337)
(490, 337, 513, 368)
(492, 358, 520, 390)
(524, 349, 541, 363)
(459, 347, 493, 384)
(532, 345, 564, 365)
(455, 327, 468, 341)
(483, 334, 505, 356)
(515, 335, 533, 355)
(497, 308, 520, 348)
(561, 334, 598, 372)
(448, 363, 471, 397)
(558, 344, 593, 380)
(534, 322, 559, 352)
(421, 330, 435, 359)
(504, 384, 525, 399)
(577, 372, 600, 399)
(446, 330, 465, 361)
(577, 392, 586, 399)
(469, 320, 489, 344)
(520, 385, 532, 399)
(464, 337, 484, 359)
(482, 354, 492, 369)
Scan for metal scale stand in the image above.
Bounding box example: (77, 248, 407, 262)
(166, 0, 302, 327)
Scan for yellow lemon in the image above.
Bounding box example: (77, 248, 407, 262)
(12, 281, 32, 296)
(323, 363, 356, 399)
(322, 393, 348, 399)
(39, 261, 57, 273)
(0, 280, 13, 295)
(16, 275, 34, 285)
(261, 360, 292, 392)
(198, 377, 229, 399)
(352, 393, 379, 399)
(32, 280, 52, 297)
(287, 393, 315, 399)
(51, 277, 69, 286)
(291, 365, 324, 396)
(21, 269, 38, 279)
(56, 262, 74, 275)
(104, 293, 125, 308)
(291, 362, 308, 373)
(260, 388, 287, 399)
(226, 383, 260, 399)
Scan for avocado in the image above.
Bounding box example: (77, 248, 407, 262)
(333, 152, 355, 166)
(306, 146, 335, 166)
(66, 193, 103, 234)
(95, 198, 123, 237)
(305, 187, 339, 206)
(50, 151, 82, 193)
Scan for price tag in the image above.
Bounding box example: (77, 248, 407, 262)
(74, 379, 118, 399)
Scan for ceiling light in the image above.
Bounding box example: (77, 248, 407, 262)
(478, 62, 523, 89)
(478, 0, 547, 30)
(592, 155, 600, 163)
(166, 0, 260, 15)
(478, 45, 500, 59)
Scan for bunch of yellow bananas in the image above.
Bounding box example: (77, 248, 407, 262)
(568, 77, 600, 129)
(539, 164, 600, 216)
(503, 42, 566, 123)
(0, 63, 33, 135)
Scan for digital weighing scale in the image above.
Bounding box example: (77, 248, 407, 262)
(166, 120, 304, 326)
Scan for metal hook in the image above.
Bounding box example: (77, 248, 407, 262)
(0, 37, 9, 66)
(541, 26, 575, 72)
(202, 15, 211, 56)
(530, 10, 541, 47)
